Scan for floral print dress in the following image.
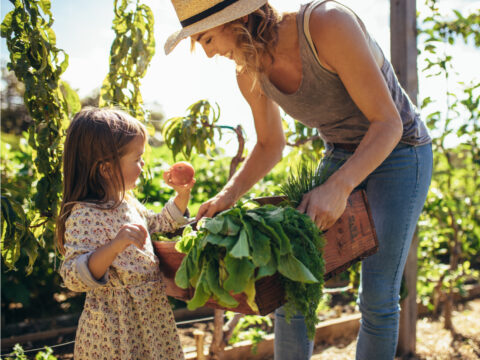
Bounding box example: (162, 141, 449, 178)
(60, 197, 188, 360)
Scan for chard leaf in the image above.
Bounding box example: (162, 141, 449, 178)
(230, 228, 250, 258)
(277, 253, 318, 283)
(174, 255, 190, 289)
(187, 264, 211, 310)
(244, 278, 259, 313)
(270, 222, 292, 255)
(205, 233, 236, 250)
(256, 254, 277, 280)
(250, 229, 271, 267)
(206, 260, 238, 308)
(224, 255, 255, 294)
(224, 216, 241, 236)
(187, 280, 211, 310)
(204, 216, 225, 234)
(261, 206, 285, 223)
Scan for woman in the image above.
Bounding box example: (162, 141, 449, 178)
(165, 1, 432, 359)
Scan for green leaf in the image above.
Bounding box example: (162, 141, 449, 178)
(277, 253, 318, 283)
(249, 230, 271, 267)
(256, 255, 277, 280)
(205, 233, 236, 250)
(230, 228, 250, 258)
(204, 216, 225, 234)
(224, 255, 255, 294)
(205, 260, 238, 308)
(186, 263, 211, 310)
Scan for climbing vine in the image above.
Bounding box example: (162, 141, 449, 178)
(99, 0, 155, 121)
(1, 0, 80, 273)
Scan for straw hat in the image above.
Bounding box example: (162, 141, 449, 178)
(165, 0, 268, 55)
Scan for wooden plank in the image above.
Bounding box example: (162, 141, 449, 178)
(390, 0, 419, 356)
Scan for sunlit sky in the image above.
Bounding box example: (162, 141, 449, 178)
(1, 0, 479, 151)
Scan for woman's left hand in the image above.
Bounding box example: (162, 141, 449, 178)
(297, 180, 350, 231)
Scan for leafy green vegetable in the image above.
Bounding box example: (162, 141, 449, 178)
(174, 202, 325, 339)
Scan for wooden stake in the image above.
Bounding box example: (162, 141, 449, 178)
(194, 329, 206, 360)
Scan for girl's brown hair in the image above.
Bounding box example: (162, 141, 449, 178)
(56, 107, 147, 254)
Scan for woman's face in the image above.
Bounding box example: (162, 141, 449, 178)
(193, 24, 237, 60)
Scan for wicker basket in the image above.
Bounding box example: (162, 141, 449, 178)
(153, 189, 378, 315)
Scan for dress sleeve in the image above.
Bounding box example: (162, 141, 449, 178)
(59, 206, 110, 292)
(141, 198, 189, 234)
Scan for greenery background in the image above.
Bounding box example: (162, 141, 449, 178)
(0, 0, 479, 357)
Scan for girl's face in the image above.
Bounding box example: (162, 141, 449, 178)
(119, 135, 145, 191)
(193, 24, 237, 60)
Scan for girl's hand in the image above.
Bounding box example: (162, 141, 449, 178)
(297, 180, 350, 231)
(163, 171, 195, 215)
(111, 223, 148, 253)
(163, 170, 196, 196)
(196, 191, 235, 220)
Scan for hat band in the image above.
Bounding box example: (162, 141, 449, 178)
(180, 0, 240, 27)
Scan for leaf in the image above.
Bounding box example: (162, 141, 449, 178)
(256, 255, 277, 280)
(205, 260, 238, 308)
(205, 233, 236, 250)
(204, 216, 225, 234)
(224, 216, 241, 236)
(186, 263, 211, 310)
(249, 229, 271, 267)
(60, 80, 81, 116)
(277, 253, 318, 283)
(244, 278, 259, 313)
(187, 279, 211, 310)
(224, 255, 255, 294)
(230, 228, 250, 258)
(174, 255, 191, 289)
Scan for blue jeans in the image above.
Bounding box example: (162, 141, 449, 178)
(274, 142, 433, 360)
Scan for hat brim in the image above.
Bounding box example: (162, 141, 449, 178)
(164, 0, 268, 55)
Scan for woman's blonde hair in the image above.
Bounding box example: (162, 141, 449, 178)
(192, 4, 280, 83)
(56, 107, 147, 254)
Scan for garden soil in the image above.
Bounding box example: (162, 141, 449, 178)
(31, 298, 480, 359)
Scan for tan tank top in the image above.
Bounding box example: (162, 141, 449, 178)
(260, 0, 431, 146)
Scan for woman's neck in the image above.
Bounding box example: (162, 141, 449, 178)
(263, 12, 299, 74)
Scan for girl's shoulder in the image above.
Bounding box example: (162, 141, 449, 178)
(67, 201, 115, 222)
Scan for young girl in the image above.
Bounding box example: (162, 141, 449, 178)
(57, 107, 193, 360)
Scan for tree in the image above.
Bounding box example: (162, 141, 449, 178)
(417, 0, 480, 334)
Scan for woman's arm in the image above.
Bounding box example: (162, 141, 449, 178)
(298, 3, 403, 230)
(196, 72, 286, 219)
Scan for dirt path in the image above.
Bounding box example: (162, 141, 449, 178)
(310, 298, 480, 360)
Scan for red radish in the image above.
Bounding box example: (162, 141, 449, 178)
(169, 161, 195, 185)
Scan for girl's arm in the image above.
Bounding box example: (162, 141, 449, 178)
(60, 207, 147, 290)
(140, 175, 195, 234)
(298, 3, 403, 230)
(196, 73, 286, 219)
(87, 223, 147, 280)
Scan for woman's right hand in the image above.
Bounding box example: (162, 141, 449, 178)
(196, 192, 236, 220)
(111, 223, 148, 253)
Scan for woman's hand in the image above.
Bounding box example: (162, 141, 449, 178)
(297, 180, 350, 231)
(195, 191, 236, 220)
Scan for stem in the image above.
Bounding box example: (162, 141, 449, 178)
(286, 135, 321, 147)
(228, 125, 245, 180)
